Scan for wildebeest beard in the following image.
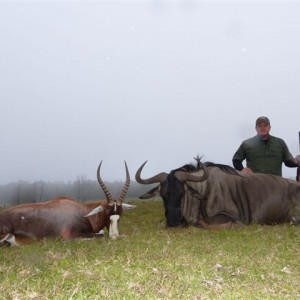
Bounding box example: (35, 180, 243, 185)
(160, 177, 185, 227)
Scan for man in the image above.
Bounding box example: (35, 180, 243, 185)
(232, 116, 300, 180)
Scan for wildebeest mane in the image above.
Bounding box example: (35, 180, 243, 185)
(170, 163, 199, 174)
(204, 162, 239, 176)
(170, 157, 239, 176)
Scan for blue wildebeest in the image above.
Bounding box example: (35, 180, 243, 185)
(0, 161, 135, 246)
(135, 157, 300, 228)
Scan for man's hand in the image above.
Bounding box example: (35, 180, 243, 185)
(294, 155, 300, 166)
(241, 167, 253, 174)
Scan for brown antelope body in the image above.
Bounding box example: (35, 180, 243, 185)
(0, 161, 133, 246)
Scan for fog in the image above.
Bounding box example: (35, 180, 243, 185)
(1, 1, 299, 184)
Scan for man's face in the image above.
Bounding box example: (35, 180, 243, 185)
(256, 122, 271, 138)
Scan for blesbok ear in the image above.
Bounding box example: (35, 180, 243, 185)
(85, 205, 104, 217)
(122, 203, 136, 210)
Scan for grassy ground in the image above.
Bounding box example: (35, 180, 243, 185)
(1, 200, 300, 299)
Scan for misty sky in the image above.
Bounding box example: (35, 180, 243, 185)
(1, 1, 300, 184)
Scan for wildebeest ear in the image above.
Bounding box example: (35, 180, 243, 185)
(85, 205, 104, 217)
(139, 185, 160, 199)
(122, 203, 136, 210)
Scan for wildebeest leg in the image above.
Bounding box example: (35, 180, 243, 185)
(196, 213, 243, 229)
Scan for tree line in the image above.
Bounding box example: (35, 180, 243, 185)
(0, 176, 156, 206)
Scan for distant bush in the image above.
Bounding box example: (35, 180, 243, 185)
(0, 179, 156, 206)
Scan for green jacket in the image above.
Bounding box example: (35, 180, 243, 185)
(232, 135, 296, 176)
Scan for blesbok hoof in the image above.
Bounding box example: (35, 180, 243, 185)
(0, 233, 19, 247)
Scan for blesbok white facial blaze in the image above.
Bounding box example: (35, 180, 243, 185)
(109, 215, 120, 239)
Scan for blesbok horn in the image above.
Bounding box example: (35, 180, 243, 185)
(97, 161, 114, 206)
(117, 161, 130, 206)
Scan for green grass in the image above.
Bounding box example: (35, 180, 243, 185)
(1, 200, 300, 299)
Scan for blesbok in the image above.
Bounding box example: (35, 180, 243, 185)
(0, 161, 135, 246)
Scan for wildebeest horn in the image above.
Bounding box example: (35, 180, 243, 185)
(174, 163, 209, 183)
(135, 161, 168, 184)
(97, 161, 114, 206)
(117, 161, 130, 205)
